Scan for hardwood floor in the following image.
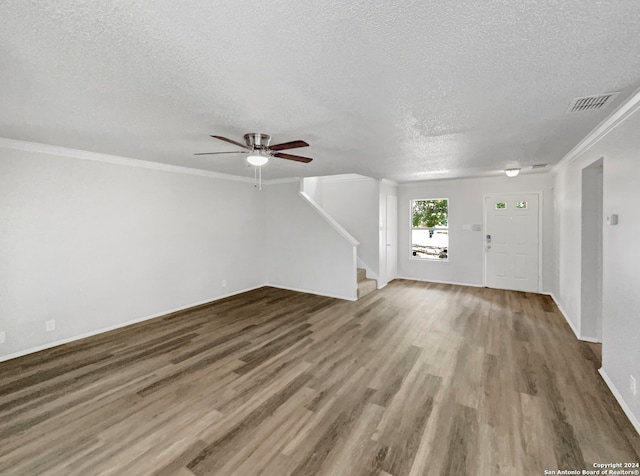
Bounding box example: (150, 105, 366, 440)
(0, 280, 638, 475)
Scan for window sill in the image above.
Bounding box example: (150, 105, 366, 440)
(408, 257, 450, 263)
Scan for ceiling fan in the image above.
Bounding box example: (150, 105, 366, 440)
(195, 133, 313, 166)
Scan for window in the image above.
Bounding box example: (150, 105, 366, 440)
(411, 199, 448, 260)
(516, 201, 527, 209)
(495, 202, 507, 209)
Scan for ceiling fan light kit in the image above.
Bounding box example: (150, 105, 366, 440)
(246, 153, 269, 167)
(505, 168, 521, 177)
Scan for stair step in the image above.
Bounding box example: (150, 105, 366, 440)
(357, 268, 367, 282)
(357, 278, 377, 299)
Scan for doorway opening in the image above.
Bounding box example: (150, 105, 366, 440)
(581, 158, 604, 341)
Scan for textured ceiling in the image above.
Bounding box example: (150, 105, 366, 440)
(1, 1, 640, 182)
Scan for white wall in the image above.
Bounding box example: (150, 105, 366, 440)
(0, 146, 266, 360)
(318, 176, 380, 275)
(303, 176, 323, 205)
(555, 103, 640, 431)
(398, 173, 555, 291)
(265, 181, 357, 300)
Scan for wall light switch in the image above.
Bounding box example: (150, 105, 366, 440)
(606, 214, 618, 225)
(472, 224, 482, 231)
(46, 320, 55, 332)
(0, 331, 6, 344)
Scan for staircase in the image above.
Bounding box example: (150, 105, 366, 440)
(357, 268, 377, 299)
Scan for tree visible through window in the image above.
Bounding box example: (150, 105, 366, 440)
(411, 199, 448, 260)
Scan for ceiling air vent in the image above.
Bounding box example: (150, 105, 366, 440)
(566, 92, 619, 113)
(531, 163, 548, 169)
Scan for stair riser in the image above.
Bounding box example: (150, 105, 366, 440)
(357, 278, 377, 299)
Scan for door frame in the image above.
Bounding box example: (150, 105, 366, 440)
(580, 158, 604, 342)
(482, 191, 543, 293)
(385, 195, 398, 284)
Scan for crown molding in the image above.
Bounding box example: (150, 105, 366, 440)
(318, 173, 374, 184)
(263, 177, 301, 185)
(553, 85, 640, 172)
(0, 137, 255, 183)
(380, 178, 399, 187)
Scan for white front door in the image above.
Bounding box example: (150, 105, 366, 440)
(484, 194, 539, 292)
(386, 195, 398, 282)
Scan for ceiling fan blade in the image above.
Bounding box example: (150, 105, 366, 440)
(210, 135, 250, 149)
(268, 140, 309, 151)
(194, 151, 246, 155)
(274, 152, 313, 163)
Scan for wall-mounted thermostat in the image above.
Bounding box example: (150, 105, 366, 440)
(606, 214, 618, 225)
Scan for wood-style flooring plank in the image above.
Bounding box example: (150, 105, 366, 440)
(0, 281, 638, 475)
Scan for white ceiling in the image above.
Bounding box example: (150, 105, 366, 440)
(1, 1, 640, 182)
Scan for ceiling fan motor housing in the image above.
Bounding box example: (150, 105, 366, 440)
(244, 133, 271, 150)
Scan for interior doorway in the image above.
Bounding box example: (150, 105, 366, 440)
(581, 158, 604, 341)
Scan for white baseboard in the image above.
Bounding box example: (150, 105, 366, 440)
(265, 283, 357, 302)
(599, 368, 640, 436)
(546, 293, 600, 343)
(548, 292, 580, 338)
(578, 335, 600, 343)
(0, 284, 265, 363)
(396, 276, 484, 288)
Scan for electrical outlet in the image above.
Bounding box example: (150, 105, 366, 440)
(0, 331, 6, 344)
(45, 320, 55, 332)
(221, 279, 227, 288)
(631, 375, 637, 396)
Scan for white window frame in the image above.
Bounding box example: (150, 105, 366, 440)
(410, 198, 449, 262)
